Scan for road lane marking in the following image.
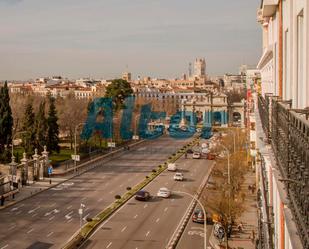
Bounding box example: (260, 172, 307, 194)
(0, 244, 8, 249)
(109, 190, 114, 194)
(10, 207, 18, 212)
(98, 198, 103, 202)
(143, 204, 148, 209)
(164, 207, 168, 212)
(16, 211, 22, 215)
(171, 199, 175, 202)
(81, 197, 86, 201)
(27, 228, 34, 234)
(65, 211, 74, 219)
(67, 205, 72, 209)
(106, 242, 112, 248)
(47, 232, 54, 237)
(145, 231, 150, 237)
(49, 216, 55, 221)
(133, 214, 138, 219)
(156, 218, 160, 223)
(121, 226, 127, 232)
(67, 219, 73, 223)
(9, 225, 16, 231)
(32, 213, 37, 218)
(28, 206, 40, 214)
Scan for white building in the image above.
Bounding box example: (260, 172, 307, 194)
(194, 58, 206, 79)
(255, 1, 308, 249)
(257, 0, 309, 109)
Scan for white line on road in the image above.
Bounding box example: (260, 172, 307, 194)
(8, 225, 16, 231)
(81, 197, 86, 201)
(49, 216, 55, 221)
(121, 226, 127, 232)
(143, 204, 148, 209)
(145, 231, 150, 237)
(0, 244, 8, 249)
(156, 218, 160, 223)
(67, 205, 72, 209)
(28, 206, 40, 214)
(67, 219, 73, 223)
(32, 213, 37, 218)
(106, 242, 112, 248)
(27, 228, 34, 234)
(16, 211, 22, 215)
(98, 198, 103, 202)
(164, 207, 168, 212)
(133, 214, 138, 219)
(47, 232, 54, 237)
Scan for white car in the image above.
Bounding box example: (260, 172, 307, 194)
(192, 152, 201, 159)
(157, 187, 171, 198)
(167, 163, 177, 171)
(173, 172, 184, 181)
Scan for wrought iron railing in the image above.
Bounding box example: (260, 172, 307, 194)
(258, 94, 309, 249)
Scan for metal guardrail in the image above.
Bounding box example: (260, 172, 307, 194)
(258, 94, 309, 249)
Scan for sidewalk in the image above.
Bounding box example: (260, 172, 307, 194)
(210, 171, 258, 249)
(0, 177, 67, 210)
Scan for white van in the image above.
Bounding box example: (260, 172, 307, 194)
(167, 163, 177, 171)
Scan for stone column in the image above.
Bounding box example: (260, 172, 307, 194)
(41, 146, 49, 178)
(20, 152, 28, 186)
(32, 149, 39, 181)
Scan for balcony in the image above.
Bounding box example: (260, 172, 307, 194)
(261, 0, 279, 17)
(258, 94, 309, 249)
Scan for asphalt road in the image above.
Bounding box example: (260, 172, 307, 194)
(0, 136, 189, 249)
(81, 154, 214, 249)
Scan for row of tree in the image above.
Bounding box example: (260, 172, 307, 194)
(0, 82, 13, 162)
(21, 96, 60, 156)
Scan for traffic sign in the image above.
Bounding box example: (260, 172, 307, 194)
(108, 142, 116, 148)
(48, 166, 53, 175)
(71, 154, 80, 161)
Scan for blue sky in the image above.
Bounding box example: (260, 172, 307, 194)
(0, 0, 261, 80)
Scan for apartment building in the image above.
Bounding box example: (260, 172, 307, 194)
(255, 1, 308, 249)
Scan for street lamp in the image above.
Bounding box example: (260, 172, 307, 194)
(79, 203, 86, 229)
(225, 129, 236, 153)
(216, 144, 231, 248)
(173, 190, 207, 249)
(74, 123, 85, 173)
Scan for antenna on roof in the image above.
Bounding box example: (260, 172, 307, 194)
(189, 62, 192, 78)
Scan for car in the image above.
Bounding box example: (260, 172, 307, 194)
(192, 152, 201, 159)
(157, 187, 171, 198)
(135, 190, 151, 201)
(186, 149, 193, 154)
(173, 172, 184, 181)
(167, 163, 177, 171)
(192, 209, 205, 223)
(207, 153, 216, 160)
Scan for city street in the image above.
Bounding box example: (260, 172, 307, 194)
(81, 153, 214, 249)
(0, 137, 189, 249)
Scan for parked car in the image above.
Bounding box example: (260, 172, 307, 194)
(192, 152, 201, 159)
(135, 190, 151, 201)
(207, 153, 216, 160)
(186, 149, 194, 154)
(173, 172, 184, 181)
(167, 163, 177, 171)
(192, 209, 205, 223)
(157, 187, 171, 198)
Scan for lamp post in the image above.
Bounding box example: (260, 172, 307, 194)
(79, 203, 86, 229)
(226, 129, 236, 153)
(74, 123, 85, 173)
(173, 190, 207, 249)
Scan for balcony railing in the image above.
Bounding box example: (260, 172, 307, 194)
(258, 94, 309, 249)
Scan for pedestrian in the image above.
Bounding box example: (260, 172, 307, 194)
(49, 179, 52, 185)
(251, 185, 255, 194)
(248, 185, 252, 191)
(237, 222, 243, 233)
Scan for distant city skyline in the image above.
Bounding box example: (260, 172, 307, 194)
(0, 0, 261, 80)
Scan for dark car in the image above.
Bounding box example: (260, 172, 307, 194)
(192, 209, 205, 223)
(135, 190, 151, 201)
(186, 149, 194, 154)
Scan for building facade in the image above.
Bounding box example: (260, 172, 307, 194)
(255, 1, 308, 248)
